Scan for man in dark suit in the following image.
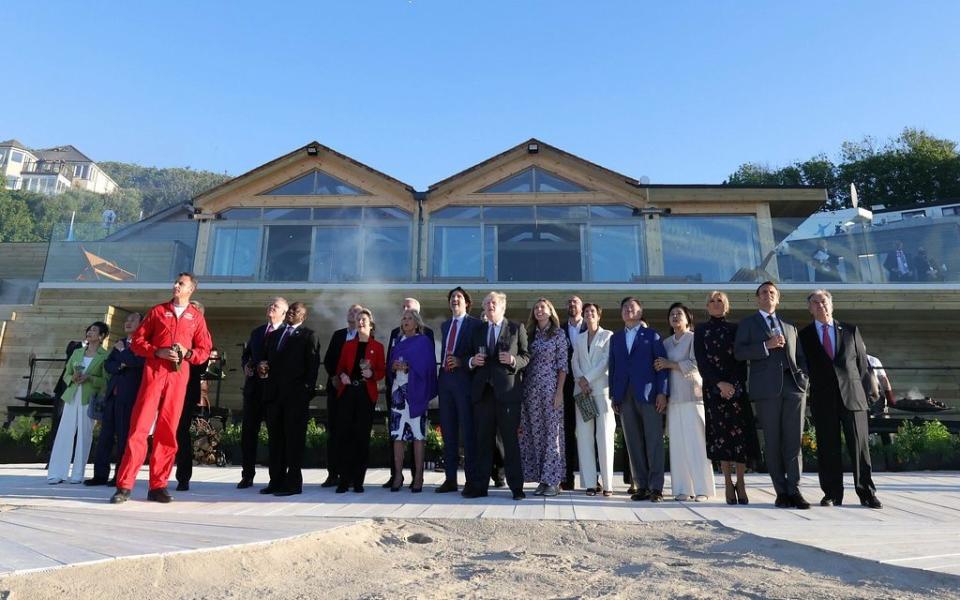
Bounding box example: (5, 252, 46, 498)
(260, 301, 321, 496)
(384, 298, 435, 488)
(735, 281, 811, 509)
(436, 287, 481, 493)
(883, 240, 914, 281)
(86, 312, 144, 486)
(321, 303, 363, 488)
(799, 289, 882, 509)
(561, 295, 587, 490)
(236, 297, 288, 489)
(463, 291, 530, 500)
(608, 297, 670, 503)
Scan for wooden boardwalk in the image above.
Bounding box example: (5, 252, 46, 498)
(1, 464, 958, 578)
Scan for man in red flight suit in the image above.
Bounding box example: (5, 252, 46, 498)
(111, 272, 212, 504)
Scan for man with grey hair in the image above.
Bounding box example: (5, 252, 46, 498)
(798, 289, 881, 509)
(237, 297, 289, 489)
(384, 297, 434, 488)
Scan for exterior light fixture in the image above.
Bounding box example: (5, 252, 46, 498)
(527, 143, 539, 154)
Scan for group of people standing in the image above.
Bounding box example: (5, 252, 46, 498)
(43, 271, 883, 510)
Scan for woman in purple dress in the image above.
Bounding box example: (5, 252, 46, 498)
(519, 297, 568, 497)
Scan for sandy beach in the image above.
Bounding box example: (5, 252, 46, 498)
(2, 518, 958, 600)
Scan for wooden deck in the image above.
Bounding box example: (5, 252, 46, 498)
(1, 465, 958, 578)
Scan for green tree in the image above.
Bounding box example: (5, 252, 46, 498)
(0, 189, 40, 242)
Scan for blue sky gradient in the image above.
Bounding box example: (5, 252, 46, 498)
(4, 1, 958, 189)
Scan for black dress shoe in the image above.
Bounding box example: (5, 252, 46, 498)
(176, 481, 189, 492)
(820, 496, 835, 507)
(382, 476, 401, 489)
(461, 487, 488, 499)
(774, 493, 791, 508)
(860, 495, 883, 509)
(512, 490, 526, 500)
(320, 475, 340, 488)
(789, 493, 810, 510)
(260, 486, 280, 495)
(649, 490, 664, 503)
(630, 489, 651, 502)
(492, 477, 506, 488)
(274, 489, 302, 497)
(559, 480, 575, 491)
(237, 477, 254, 489)
(435, 480, 458, 493)
(106, 477, 116, 487)
(110, 488, 132, 504)
(83, 477, 108, 486)
(335, 484, 349, 494)
(353, 484, 364, 493)
(147, 488, 173, 503)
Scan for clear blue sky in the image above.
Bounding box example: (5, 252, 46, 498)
(4, 1, 958, 189)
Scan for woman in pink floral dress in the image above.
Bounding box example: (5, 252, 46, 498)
(520, 298, 568, 497)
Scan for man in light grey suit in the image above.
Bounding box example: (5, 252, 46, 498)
(734, 281, 810, 509)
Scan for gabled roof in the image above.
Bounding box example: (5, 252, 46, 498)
(193, 141, 414, 204)
(34, 145, 94, 163)
(0, 139, 30, 150)
(427, 137, 640, 192)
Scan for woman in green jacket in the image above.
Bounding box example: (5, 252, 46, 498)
(47, 321, 110, 484)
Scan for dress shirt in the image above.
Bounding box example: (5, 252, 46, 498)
(896, 250, 909, 274)
(624, 324, 641, 353)
(345, 328, 357, 342)
(445, 315, 465, 353)
(816, 320, 836, 356)
(758, 309, 783, 357)
(567, 319, 583, 348)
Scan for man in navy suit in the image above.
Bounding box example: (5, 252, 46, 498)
(608, 297, 669, 502)
(798, 289, 881, 509)
(435, 287, 481, 493)
(236, 297, 288, 489)
(561, 295, 587, 490)
(86, 312, 144, 486)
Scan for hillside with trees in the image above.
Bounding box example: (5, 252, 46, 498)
(0, 163, 230, 242)
(726, 128, 960, 210)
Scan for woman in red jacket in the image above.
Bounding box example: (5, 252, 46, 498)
(333, 308, 386, 493)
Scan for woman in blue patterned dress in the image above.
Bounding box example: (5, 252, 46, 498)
(519, 298, 568, 497)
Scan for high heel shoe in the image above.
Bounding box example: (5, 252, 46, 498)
(411, 471, 423, 493)
(390, 475, 403, 492)
(725, 481, 736, 505)
(735, 482, 749, 505)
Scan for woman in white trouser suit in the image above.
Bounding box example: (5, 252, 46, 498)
(655, 303, 715, 501)
(571, 303, 616, 496)
(47, 322, 109, 484)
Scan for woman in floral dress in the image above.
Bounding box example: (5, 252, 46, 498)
(693, 291, 760, 505)
(519, 298, 568, 497)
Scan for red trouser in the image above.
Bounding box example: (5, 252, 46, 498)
(116, 361, 190, 491)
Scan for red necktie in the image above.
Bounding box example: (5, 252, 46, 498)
(821, 323, 834, 359)
(446, 319, 459, 358)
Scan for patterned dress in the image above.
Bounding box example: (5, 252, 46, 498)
(693, 316, 760, 464)
(520, 327, 568, 485)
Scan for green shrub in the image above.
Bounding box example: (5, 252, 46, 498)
(305, 419, 327, 449)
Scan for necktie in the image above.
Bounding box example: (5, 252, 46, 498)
(821, 323, 834, 359)
(488, 323, 497, 352)
(446, 319, 459, 355)
(767, 314, 778, 332)
(262, 323, 275, 351)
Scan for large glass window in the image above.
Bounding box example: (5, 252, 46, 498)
(479, 167, 589, 193)
(11, 151, 23, 163)
(263, 225, 312, 281)
(209, 226, 261, 277)
(264, 170, 367, 196)
(661, 216, 761, 282)
(430, 204, 644, 282)
(313, 227, 360, 282)
(363, 226, 411, 281)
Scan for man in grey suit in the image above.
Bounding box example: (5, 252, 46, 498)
(734, 281, 811, 509)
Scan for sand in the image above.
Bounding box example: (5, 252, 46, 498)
(2, 518, 958, 600)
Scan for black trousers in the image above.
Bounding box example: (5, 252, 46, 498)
(240, 378, 266, 480)
(562, 376, 579, 485)
(473, 386, 523, 493)
(265, 392, 310, 492)
(325, 379, 341, 480)
(335, 387, 375, 487)
(811, 390, 875, 502)
(175, 397, 195, 485)
(92, 395, 134, 480)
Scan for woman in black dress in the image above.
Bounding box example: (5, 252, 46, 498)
(693, 291, 759, 505)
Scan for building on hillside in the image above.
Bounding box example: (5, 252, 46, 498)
(0, 140, 118, 195)
(2, 138, 958, 418)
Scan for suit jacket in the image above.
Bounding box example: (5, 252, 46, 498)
(386, 325, 435, 391)
(571, 327, 613, 409)
(103, 340, 145, 405)
(734, 312, 808, 398)
(335, 337, 386, 403)
(262, 324, 321, 402)
(883, 248, 912, 277)
(608, 326, 669, 406)
(241, 323, 281, 392)
(60, 347, 110, 406)
(798, 321, 874, 412)
(468, 319, 530, 404)
(438, 315, 481, 388)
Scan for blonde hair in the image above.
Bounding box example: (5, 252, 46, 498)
(356, 308, 376, 333)
(526, 297, 561, 339)
(707, 290, 730, 315)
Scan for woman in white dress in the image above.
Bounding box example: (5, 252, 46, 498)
(571, 303, 615, 496)
(654, 303, 715, 501)
(47, 321, 109, 484)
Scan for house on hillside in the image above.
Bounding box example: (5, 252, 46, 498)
(0, 140, 118, 195)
